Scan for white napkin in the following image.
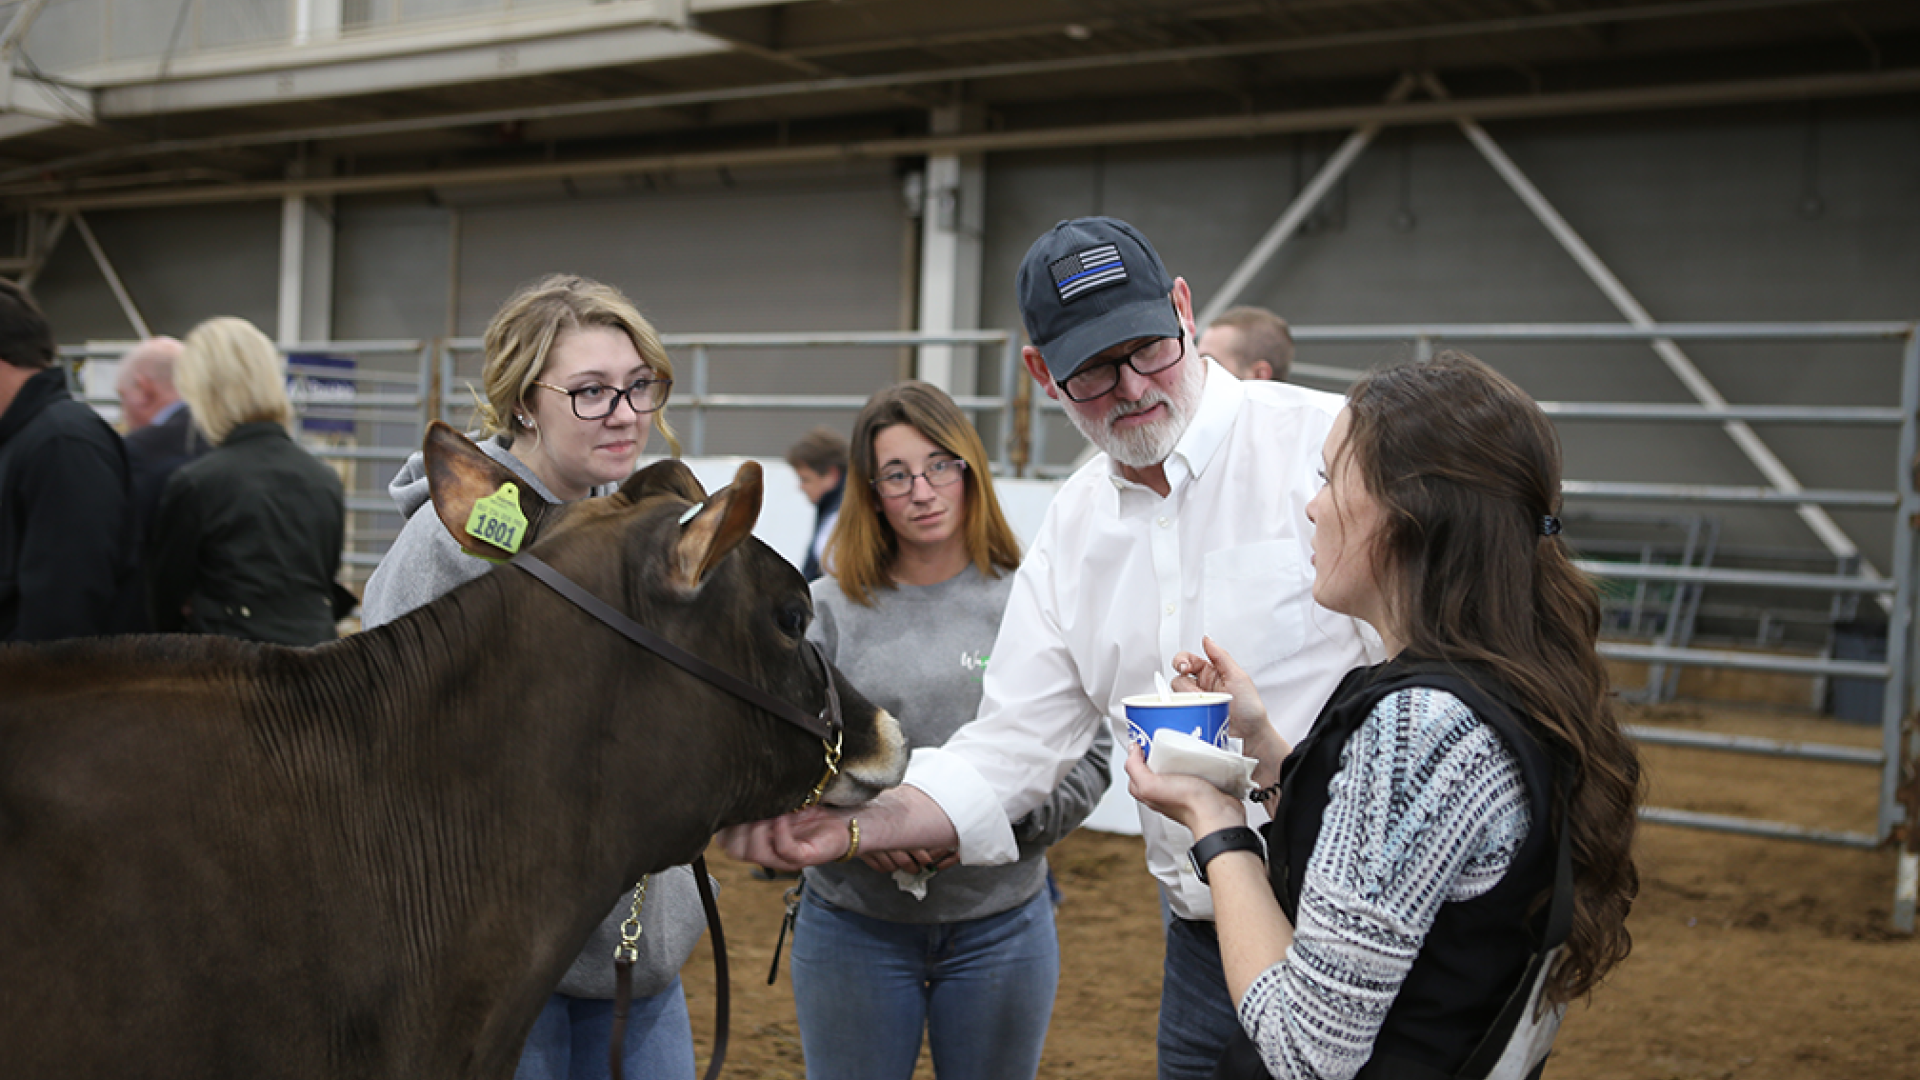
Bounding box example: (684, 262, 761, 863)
(1146, 728, 1257, 797)
(892, 866, 937, 900)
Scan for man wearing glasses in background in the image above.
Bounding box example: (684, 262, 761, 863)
(723, 216, 1376, 1079)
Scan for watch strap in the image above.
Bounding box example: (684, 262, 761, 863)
(1188, 825, 1265, 884)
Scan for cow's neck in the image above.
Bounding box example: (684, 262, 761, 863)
(301, 562, 703, 1057)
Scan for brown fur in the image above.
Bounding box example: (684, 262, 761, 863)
(0, 423, 906, 1080)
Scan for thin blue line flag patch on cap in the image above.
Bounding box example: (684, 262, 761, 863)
(1048, 243, 1126, 303)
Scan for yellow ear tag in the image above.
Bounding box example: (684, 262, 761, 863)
(465, 481, 529, 556)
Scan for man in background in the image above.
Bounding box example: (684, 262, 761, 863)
(1196, 305, 1293, 383)
(116, 336, 203, 545)
(786, 425, 848, 582)
(0, 280, 142, 641)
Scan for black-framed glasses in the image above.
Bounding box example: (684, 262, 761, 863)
(531, 376, 672, 419)
(872, 457, 967, 499)
(1059, 331, 1185, 403)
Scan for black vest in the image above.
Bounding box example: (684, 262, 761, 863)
(1215, 659, 1561, 1080)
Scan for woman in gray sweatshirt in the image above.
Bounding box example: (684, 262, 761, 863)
(361, 275, 706, 1080)
(790, 381, 1112, 1080)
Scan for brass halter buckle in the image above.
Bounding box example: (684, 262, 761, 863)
(797, 726, 843, 811)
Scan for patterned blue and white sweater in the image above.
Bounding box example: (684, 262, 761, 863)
(1237, 686, 1532, 1080)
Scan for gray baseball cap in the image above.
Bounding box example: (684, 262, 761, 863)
(1016, 216, 1180, 382)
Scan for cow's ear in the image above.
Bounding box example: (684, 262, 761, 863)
(617, 458, 709, 506)
(422, 422, 551, 560)
(671, 460, 763, 589)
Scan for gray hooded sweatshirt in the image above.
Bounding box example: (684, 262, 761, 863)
(361, 434, 706, 1000)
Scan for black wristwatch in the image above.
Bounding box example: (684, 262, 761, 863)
(1188, 826, 1265, 884)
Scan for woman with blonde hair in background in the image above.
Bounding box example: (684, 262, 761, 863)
(789, 380, 1113, 1080)
(362, 274, 706, 1080)
(148, 316, 345, 645)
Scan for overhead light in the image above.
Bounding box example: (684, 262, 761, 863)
(1063, 24, 1091, 41)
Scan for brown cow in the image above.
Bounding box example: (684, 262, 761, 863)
(0, 423, 907, 1080)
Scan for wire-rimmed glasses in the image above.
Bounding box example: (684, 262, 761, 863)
(872, 457, 968, 499)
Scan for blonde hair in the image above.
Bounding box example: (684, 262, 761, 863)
(829, 381, 1021, 606)
(176, 317, 292, 445)
(474, 274, 680, 456)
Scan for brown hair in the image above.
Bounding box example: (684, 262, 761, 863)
(829, 381, 1021, 606)
(1340, 350, 1640, 1005)
(1207, 305, 1294, 381)
(0, 279, 54, 370)
(786, 426, 848, 475)
(475, 274, 680, 456)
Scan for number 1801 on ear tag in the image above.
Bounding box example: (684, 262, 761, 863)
(466, 482, 529, 555)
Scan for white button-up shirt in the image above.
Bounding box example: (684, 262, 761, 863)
(905, 361, 1381, 920)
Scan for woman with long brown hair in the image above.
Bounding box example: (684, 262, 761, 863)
(1128, 351, 1640, 1079)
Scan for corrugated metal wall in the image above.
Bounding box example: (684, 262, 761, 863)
(23, 107, 1917, 573)
(981, 107, 1919, 573)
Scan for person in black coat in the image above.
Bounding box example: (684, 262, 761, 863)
(0, 279, 144, 642)
(115, 336, 207, 632)
(148, 316, 346, 646)
(116, 336, 205, 538)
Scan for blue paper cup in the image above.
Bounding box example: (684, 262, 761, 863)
(1122, 692, 1232, 755)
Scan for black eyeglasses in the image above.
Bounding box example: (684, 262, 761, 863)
(531, 376, 672, 420)
(872, 457, 967, 499)
(1059, 331, 1185, 403)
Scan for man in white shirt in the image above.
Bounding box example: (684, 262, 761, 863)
(722, 216, 1375, 1078)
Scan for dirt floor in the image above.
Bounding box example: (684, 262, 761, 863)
(683, 705, 1919, 1079)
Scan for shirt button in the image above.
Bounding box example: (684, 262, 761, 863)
(1157, 516, 1170, 528)
(1165, 602, 1177, 615)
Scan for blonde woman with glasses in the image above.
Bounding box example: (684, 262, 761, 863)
(362, 274, 705, 1080)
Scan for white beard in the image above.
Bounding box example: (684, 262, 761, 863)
(1066, 353, 1205, 469)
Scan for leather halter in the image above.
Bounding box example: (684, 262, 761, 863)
(510, 550, 849, 1080)
(511, 552, 846, 801)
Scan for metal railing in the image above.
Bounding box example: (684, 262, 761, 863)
(1143, 319, 1916, 931)
(437, 330, 1025, 467)
(62, 318, 1920, 930)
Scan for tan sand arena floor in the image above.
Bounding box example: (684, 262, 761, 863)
(685, 706, 1919, 1079)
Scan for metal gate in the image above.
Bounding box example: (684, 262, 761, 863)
(64, 318, 1920, 931)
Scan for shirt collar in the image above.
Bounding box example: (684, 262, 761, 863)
(1106, 356, 1240, 492)
(152, 399, 186, 426)
(1177, 357, 1242, 480)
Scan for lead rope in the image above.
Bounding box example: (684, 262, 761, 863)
(608, 876, 649, 1080)
(608, 861, 730, 1080)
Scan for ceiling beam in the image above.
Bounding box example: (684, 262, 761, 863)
(18, 65, 1920, 212)
(0, 0, 1879, 175)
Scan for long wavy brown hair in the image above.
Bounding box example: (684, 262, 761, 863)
(828, 381, 1022, 606)
(1340, 350, 1640, 1004)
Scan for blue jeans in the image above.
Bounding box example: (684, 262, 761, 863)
(512, 980, 695, 1080)
(790, 885, 1061, 1080)
(1158, 912, 1242, 1080)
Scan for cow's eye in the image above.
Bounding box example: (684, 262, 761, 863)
(777, 602, 809, 638)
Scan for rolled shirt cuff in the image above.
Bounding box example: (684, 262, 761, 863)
(902, 745, 1020, 867)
